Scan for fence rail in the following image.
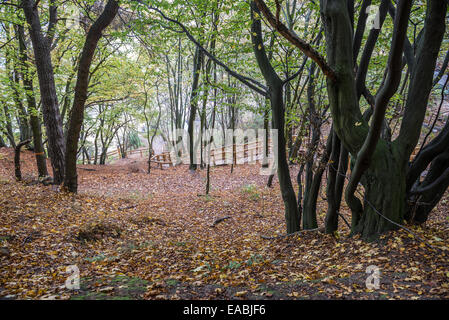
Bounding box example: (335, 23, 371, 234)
(105, 138, 279, 167)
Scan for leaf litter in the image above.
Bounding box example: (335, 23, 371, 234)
(0, 148, 448, 300)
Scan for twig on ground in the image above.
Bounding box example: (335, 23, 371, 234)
(211, 216, 231, 227)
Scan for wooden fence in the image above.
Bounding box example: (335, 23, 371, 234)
(105, 138, 276, 168)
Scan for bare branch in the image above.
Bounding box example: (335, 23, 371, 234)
(134, 0, 268, 97)
(254, 0, 336, 81)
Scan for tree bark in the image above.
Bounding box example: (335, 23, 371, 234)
(64, 0, 119, 192)
(251, 2, 300, 233)
(187, 46, 204, 171)
(320, 0, 414, 239)
(16, 24, 48, 178)
(22, 0, 65, 184)
(325, 130, 341, 233)
(0, 134, 6, 148)
(15, 139, 31, 181)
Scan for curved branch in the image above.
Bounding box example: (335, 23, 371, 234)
(432, 49, 449, 87)
(410, 167, 449, 195)
(352, 0, 372, 63)
(346, 0, 412, 216)
(254, 0, 336, 82)
(135, 0, 268, 97)
(406, 118, 449, 191)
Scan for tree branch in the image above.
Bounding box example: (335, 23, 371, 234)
(346, 0, 412, 218)
(134, 0, 268, 97)
(254, 0, 336, 81)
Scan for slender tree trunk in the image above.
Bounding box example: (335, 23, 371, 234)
(15, 139, 31, 181)
(325, 130, 341, 233)
(2, 103, 16, 148)
(187, 46, 204, 171)
(64, 0, 119, 192)
(17, 24, 48, 178)
(302, 63, 324, 229)
(303, 131, 332, 229)
(0, 134, 6, 148)
(251, 2, 300, 233)
(5, 25, 31, 143)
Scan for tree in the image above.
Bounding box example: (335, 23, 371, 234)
(255, 0, 448, 239)
(64, 0, 119, 192)
(22, 0, 66, 184)
(16, 24, 48, 178)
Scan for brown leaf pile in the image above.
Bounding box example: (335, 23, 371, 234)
(0, 148, 448, 300)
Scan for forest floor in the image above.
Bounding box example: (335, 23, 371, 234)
(0, 147, 448, 300)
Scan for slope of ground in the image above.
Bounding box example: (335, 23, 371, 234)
(0, 148, 448, 300)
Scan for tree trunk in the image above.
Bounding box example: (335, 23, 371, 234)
(251, 2, 300, 233)
(353, 146, 407, 239)
(407, 149, 449, 224)
(302, 62, 324, 229)
(325, 130, 341, 233)
(0, 134, 6, 148)
(22, 0, 65, 184)
(2, 103, 16, 148)
(15, 139, 31, 181)
(187, 46, 204, 171)
(17, 24, 48, 178)
(303, 131, 332, 229)
(64, 0, 119, 192)
(5, 25, 31, 144)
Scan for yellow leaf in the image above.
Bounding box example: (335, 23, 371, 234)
(235, 291, 247, 297)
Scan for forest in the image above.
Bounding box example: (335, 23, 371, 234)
(0, 0, 448, 301)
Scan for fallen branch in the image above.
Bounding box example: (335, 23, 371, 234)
(211, 216, 231, 227)
(79, 167, 97, 172)
(119, 204, 138, 211)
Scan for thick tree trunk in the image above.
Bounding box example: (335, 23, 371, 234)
(353, 145, 407, 239)
(22, 0, 65, 184)
(64, 0, 119, 192)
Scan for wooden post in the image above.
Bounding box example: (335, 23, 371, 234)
(256, 139, 259, 164)
(222, 146, 225, 164)
(244, 142, 248, 164)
